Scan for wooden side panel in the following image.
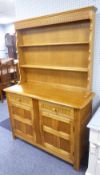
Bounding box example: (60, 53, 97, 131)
(6, 94, 16, 139)
(80, 102, 92, 159)
(17, 31, 26, 83)
(74, 101, 92, 170)
(87, 12, 96, 90)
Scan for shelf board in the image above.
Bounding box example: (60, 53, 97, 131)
(18, 41, 89, 47)
(20, 65, 88, 72)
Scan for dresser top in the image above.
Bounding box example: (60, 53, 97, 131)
(87, 107, 100, 131)
(15, 6, 96, 30)
(5, 82, 94, 109)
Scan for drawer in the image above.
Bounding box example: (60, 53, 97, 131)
(39, 101, 74, 119)
(7, 93, 33, 107)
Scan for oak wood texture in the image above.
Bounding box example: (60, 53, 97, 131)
(5, 82, 94, 109)
(5, 6, 96, 170)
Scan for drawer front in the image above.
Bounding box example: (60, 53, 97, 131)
(39, 101, 74, 119)
(7, 93, 33, 107)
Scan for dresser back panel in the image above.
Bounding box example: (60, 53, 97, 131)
(19, 21, 90, 45)
(25, 69, 88, 88)
(22, 45, 89, 68)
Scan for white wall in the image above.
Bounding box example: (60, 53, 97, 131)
(15, 0, 99, 20)
(4, 24, 15, 35)
(15, 0, 100, 111)
(0, 25, 6, 58)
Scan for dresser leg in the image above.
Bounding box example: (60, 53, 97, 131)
(74, 109, 81, 171)
(12, 132, 16, 139)
(74, 160, 80, 171)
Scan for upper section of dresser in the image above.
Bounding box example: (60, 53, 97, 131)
(5, 6, 96, 109)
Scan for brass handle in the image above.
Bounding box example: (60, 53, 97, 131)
(18, 98, 21, 102)
(52, 108, 57, 112)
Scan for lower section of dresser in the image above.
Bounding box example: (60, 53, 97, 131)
(14, 131, 73, 164)
(7, 93, 92, 170)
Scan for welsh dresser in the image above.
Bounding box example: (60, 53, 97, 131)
(5, 6, 96, 170)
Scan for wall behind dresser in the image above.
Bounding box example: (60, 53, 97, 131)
(15, 0, 100, 111)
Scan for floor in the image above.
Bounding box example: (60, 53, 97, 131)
(0, 101, 86, 175)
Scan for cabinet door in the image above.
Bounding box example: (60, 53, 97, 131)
(9, 103, 35, 143)
(40, 111, 74, 164)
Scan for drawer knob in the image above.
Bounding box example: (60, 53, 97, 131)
(18, 98, 21, 102)
(52, 108, 56, 112)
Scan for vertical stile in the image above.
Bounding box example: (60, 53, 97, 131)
(87, 10, 96, 90)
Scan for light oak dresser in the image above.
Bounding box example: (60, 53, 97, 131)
(5, 6, 96, 170)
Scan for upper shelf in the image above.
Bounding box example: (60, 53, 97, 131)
(18, 41, 89, 48)
(20, 65, 88, 72)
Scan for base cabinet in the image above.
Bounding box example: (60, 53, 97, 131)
(7, 93, 92, 170)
